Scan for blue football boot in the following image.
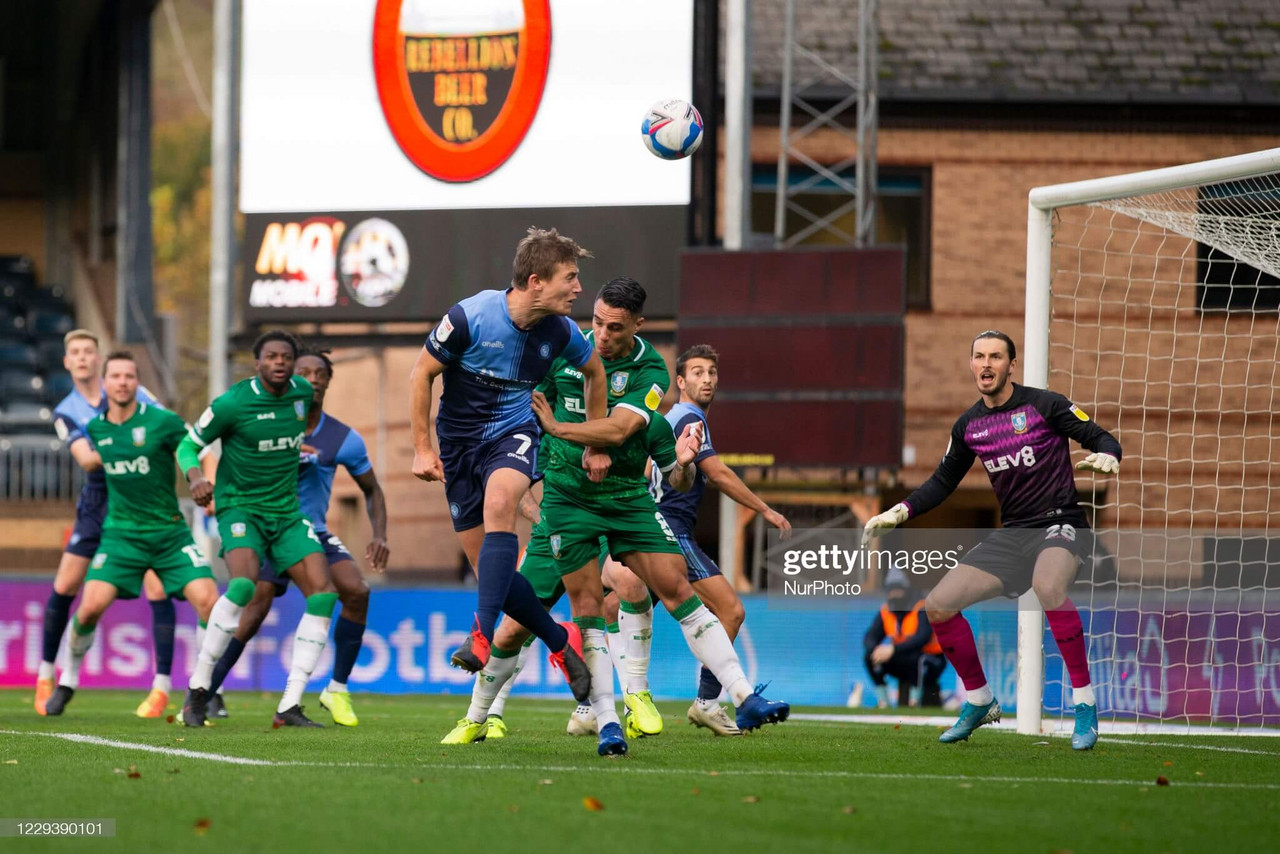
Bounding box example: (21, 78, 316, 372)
(597, 721, 628, 757)
(939, 698, 1002, 743)
(735, 684, 791, 732)
(1071, 703, 1098, 751)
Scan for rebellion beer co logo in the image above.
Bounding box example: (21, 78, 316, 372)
(372, 0, 552, 183)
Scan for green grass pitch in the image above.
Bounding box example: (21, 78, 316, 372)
(2, 690, 1278, 853)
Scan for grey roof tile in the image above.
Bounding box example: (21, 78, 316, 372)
(736, 0, 1280, 104)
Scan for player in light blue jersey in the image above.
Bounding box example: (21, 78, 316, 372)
(203, 348, 389, 726)
(35, 329, 179, 719)
(409, 227, 606, 702)
(651, 344, 792, 734)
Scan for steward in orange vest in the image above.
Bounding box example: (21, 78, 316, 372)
(864, 570, 947, 707)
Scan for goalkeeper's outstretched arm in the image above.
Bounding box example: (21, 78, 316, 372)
(862, 420, 975, 546)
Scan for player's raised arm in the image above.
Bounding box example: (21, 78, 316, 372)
(409, 346, 448, 482)
(642, 410, 697, 493)
(862, 420, 976, 547)
(698, 452, 790, 538)
(531, 384, 644, 448)
(666, 420, 703, 492)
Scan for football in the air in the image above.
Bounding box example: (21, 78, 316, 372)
(641, 99, 704, 160)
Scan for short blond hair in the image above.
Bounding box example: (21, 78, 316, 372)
(63, 329, 99, 350)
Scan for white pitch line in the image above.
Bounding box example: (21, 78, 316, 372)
(4, 730, 1279, 791)
(0, 731, 381, 767)
(1100, 738, 1280, 757)
(789, 713, 1280, 740)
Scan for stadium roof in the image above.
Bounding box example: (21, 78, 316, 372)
(746, 0, 1280, 105)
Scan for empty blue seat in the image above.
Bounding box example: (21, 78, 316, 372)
(27, 309, 74, 337)
(0, 401, 55, 434)
(43, 371, 74, 402)
(35, 338, 64, 369)
(0, 277, 37, 310)
(24, 287, 71, 314)
(0, 306, 23, 336)
(0, 370, 45, 403)
(0, 255, 36, 278)
(0, 339, 38, 371)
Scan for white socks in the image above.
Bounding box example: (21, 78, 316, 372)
(487, 644, 530, 719)
(1073, 685, 1096, 706)
(37, 661, 56, 681)
(618, 602, 653, 692)
(327, 679, 348, 694)
(466, 649, 522, 723)
(59, 620, 95, 689)
(675, 602, 751, 706)
(606, 628, 627, 694)
(191, 596, 242, 691)
(193, 624, 225, 696)
(583, 627, 619, 729)
(278, 613, 330, 714)
(967, 683, 994, 706)
(152, 674, 172, 693)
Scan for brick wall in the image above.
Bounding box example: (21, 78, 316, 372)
(747, 126, 1280, 524)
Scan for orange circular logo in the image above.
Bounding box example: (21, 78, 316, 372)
(372, 0, 552, 183)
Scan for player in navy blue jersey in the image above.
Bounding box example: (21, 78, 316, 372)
(862, 330, 1121, 750)
(409, 227, 604, 701)
(35, 329, 178, 719)
(649, 344, 793, 735)
(202, 348, 389, 726)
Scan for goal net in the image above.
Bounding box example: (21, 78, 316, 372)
(1025, 148, 1280, 735)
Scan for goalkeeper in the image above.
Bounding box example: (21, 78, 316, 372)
(861, 330, 1121, 750)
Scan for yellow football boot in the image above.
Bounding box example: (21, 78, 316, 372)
(319, 689, 359, 727)
(440, 717, 487, 744)
(623, 691, 663, 737)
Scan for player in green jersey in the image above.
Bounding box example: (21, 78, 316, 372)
(442, 401, 703, 752)
(530, 278, 790, 740)
(43, 352, 219, 716)
(176, 331, 338, 728)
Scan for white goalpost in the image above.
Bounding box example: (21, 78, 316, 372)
(1021, 147, 1280, 736)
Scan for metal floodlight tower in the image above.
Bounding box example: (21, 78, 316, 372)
(774, 0, 878, 248)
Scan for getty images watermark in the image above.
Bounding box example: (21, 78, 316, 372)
(777, 541, 964, 596)
(763, 525, 1114, 609)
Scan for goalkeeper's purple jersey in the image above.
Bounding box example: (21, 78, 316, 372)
(902, 383, 1122, 528)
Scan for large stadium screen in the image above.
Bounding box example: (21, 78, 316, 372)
(239, 0, 694, 322)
